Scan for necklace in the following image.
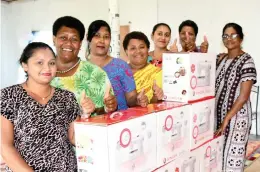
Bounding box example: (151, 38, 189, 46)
(25, 82, 52, 100)
(56, 58, 81, 74)
(151, 50, 168, 60)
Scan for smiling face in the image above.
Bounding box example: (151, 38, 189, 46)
(222, 26, 242, 50)
(179, 26, 196, 45)
(89, 26, 111, 56)
(53, 26, 82, 63)
(152, 25, 171, 49)
(126, 39, 149, 66)
(22, 48, 57, 84)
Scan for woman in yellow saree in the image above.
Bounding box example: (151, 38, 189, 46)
(123, 31, 164, 103)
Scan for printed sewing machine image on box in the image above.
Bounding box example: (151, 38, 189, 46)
(199, 136, 224, 172)
(74, 109, 157, 172)
(188, 97, 215, 150)
(154, 148, 201, 172)
(162, 52, 216, 102)
(156, 104, 190, 167)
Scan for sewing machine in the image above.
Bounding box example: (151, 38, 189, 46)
(198, 107, 211, 134)
(196, 61, 211, 87)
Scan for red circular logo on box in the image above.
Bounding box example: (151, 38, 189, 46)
(165, 115, 173, 131)
(119, 128, 131, 148)
(193, 126, 199, 139)
(206, 146, 211, 158)
(190, 76, 197, 89)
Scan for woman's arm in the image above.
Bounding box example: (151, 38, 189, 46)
(68, 116, 80, 146)
(151, 72, 164, 103)
(225, 80, 253, 121)
(150, 95, 162, 104)
(215, 80, 254, 135)
(125, 90, 138, 107)
(1, 116, 33, 172)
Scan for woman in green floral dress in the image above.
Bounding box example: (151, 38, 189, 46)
(51, 16, 117, 116)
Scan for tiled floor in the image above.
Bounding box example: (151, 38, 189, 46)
(244, 148, 260, 172)
(244, 134, 260, 171)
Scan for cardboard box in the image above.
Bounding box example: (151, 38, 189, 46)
(129, 101, 187, 113)
(156, 104, 190, 167)
(154, 149, 201, 172)
(199, 136, 224, 172)
(162, 53, 216, 102)
(75, 109, 157, 172)
(188, 97, 215, 150)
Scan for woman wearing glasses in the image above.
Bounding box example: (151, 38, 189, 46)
(215, 23, 257, 172)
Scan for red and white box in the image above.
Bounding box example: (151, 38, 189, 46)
(156, 103, 190, 167)
(188, 97, 215, 150)
(129, 101, 186, 113)
(154, 148, 201, 172)
(199, 136, 224, 172)
(74, 109, 157, 172)
(162, 52, 216, 103)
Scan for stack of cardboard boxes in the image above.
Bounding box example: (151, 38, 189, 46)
(74, 53, 224, 172)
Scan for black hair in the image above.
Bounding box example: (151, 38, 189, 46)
(152, 23, 171, 35)
(178, 20, 198, 37)
(222, 23, 244, 40)
(52, 16, 85, 41)
(87, 20, 111, 42)
(123, 31, 150, 50)
(19, 42, 55, 77)
(19, 42, 55, 65)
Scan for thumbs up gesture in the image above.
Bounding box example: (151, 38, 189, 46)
(137, 89, 149, 107)
(152, 80, 164, 100)
(184, 32, 196, 52)
(200, 35, 209, 53)
(169, 38, 178, 53)
(80, 90, 96, 119)
(104, 81, 117, 113)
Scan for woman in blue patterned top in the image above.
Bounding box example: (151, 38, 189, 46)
(86, 20, 148, 110)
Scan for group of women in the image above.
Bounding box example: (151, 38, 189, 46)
(1, 16, 257, 172)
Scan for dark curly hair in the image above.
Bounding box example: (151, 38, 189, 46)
(52, 16, 85, 41)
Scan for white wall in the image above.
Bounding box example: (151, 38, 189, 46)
(119, 0, 158, 49)
(1, 3, 19, 88)
(1, 0, 110, 87)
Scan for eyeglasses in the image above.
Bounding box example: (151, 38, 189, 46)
(222, 34, 239, 40)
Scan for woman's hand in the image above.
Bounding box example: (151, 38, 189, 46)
(137, 89, 149, 107)
(80, 91, 95, 118)
(152, 80, 164, 100)
(185, 41, 196, 52)
(184, 32, 196, 52)
(214, 117, 230, 136)
(169, 38, 178, 53)
(104, 95, 117, 112)
(200, 36, 209, 53)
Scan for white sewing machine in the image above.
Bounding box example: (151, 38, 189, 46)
(196, 61, 211, 87)
(115, 121, 152, 171)
(198, 107, 211, 134)
(182, 156, 196, 172)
